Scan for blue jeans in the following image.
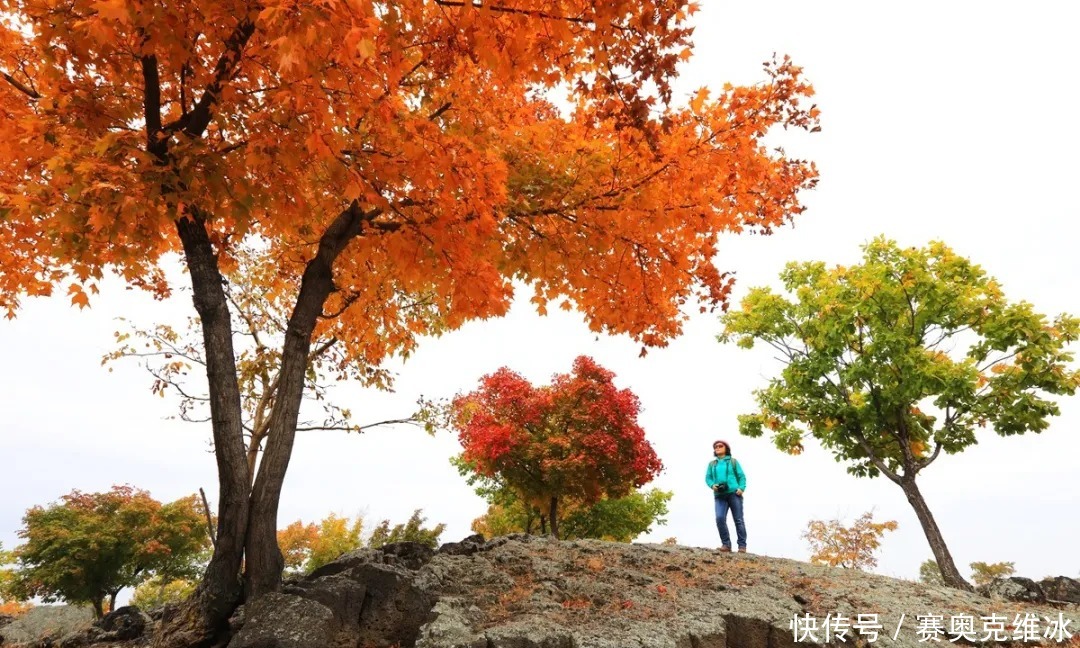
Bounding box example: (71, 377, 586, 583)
(714, 492, 746, 548)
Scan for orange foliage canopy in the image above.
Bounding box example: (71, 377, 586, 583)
(0, 0, 817, 360)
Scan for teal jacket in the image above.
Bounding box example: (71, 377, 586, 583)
(705, 456, 746, 493)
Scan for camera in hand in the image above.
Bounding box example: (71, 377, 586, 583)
(714, 483, 729, 497)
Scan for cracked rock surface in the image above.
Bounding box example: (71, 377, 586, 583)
(3, 535, 1077, 648)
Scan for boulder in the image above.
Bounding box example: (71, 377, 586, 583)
(306, 548, 384, 580)
(379, 541, 436, 570)
(352, 562, 437, 647)
(283, 574, 366, 636)
(439, 534, 487, 557)
(226, 592, 336, 648)
(94, 605, 150, 641)
(1040, 576, 1080, 604)
(981, 577, 1046, 604)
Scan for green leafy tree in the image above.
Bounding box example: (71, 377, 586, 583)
(131, 577, 199, 610)
(970, 561, 1016, 587)
(721, 238, 1080, 590)
(919, 559, 945, 586)
(367, 510, 446, 549)
(8, 487, 209, 617)
(458, 458, 671, 541)
(559, 489, 672, 542)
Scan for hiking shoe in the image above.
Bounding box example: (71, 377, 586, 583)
(719, 546, 732, 553)
(738, 547, 747, 553)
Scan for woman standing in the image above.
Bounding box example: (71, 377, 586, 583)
(705, 439, 747, 553)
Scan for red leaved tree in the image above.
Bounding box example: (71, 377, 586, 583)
(454, 356, 662, 539)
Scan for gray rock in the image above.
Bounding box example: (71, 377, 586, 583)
(483, 619, 575, 648)
(0, 605, 93, 646)
(95, 605, 150, 640)
(306, 548, 385, 580)
(981, 577, 1046, 604)
(379, 541, 436, 570)
(284, 573, 366, 635)
(439, 534, 487, 557)
(1040, 576, 1080, 604)
(352, 562, 436, 647)
(226, 592, 335, 648)
(415, 599, 478, 648)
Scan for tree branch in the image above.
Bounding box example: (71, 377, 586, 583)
(141, 54, 163, 144)
(851, 426, 901, 484)
(2, 71, 40, 99)
(433, 0, 588, 23)
(199, 487, 217, 549)
(915, 440, 943, 472)
(167, 17, 257, 138)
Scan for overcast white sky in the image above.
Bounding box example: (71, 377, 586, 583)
(2, 0, 1079, 593)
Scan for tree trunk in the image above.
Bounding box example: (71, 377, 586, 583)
(154, 214, 251, 648)
(900, 476, 972, 591)
(243, 206, 361, 598)
(539, 515, 547, 535)
(548, 497, 559, 539)
(92, 597, 104, 620)
(159, 203, 374, 642)
(108, 590, 118, 615)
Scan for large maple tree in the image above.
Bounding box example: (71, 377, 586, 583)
(1, 0, 818, 642)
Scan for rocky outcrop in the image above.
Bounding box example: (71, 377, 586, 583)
(1041, 576, 1080, 605)
(3, 538, 1078, 648)
(220, 536, 1078, 648)
(0, 605, 93, 646)
(981, 577, 1047, 604)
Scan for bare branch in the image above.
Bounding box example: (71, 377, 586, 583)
(198, 487, 217, 548)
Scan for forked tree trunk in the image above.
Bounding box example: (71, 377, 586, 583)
(156, 200, 375, 646)
(899, 476, 972, 591)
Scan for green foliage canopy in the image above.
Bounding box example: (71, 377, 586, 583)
(919, 559, 945, 586)
(367, 510, 446, 549)
(721, 237, 1080, 481)
(457, 456, 671, 541)
(7, 486, 209, 617)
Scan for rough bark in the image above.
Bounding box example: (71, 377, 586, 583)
(548, 497, 560, 539)
(900, 477, 972, 591)
(243, 203, 374, 598)
(154, 214, 251, 648)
